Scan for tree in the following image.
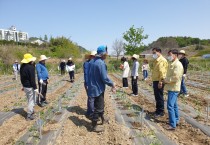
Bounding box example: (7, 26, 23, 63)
(112, 39, 124, 60)
(44, 34, 48, 41)
(123, 25, 148, 55)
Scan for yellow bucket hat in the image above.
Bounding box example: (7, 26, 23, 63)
(21, 53, 36, 63)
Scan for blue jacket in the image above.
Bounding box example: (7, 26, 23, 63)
(36, 63, 49, 81)
(87, 57, 113, 97)
(83, 60, 89, 86)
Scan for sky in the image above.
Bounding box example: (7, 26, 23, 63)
(0, 0, 210, 53)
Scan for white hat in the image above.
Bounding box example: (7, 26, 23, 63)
(39, 55, 50, 61)
(90, 51, 97, 56)
(132, 54, 139, 59)
(68, 57, 72, 60)
(179, 50, 187, 55)
(15, 60, 18, 63)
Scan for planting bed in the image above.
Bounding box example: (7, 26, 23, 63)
(110, 73, 210, 145)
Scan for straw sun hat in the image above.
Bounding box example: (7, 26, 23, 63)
(179, 50, 187, 55)
(39, 55, 50, 61)
(21, 53, 36, 63)
(132, 54, 139, 59)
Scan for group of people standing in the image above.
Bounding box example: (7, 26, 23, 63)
(19, 54, 50, 120)
(59, 58, 75, 82)
(118, 47, 189, 130)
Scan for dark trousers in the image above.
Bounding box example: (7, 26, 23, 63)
(61, 69, 65, 75)
(84, 83, 94, 116)
(38, 80, 48, 102)
(92, 92, 104, 122)
(153, 81, 164, 114)
(69, 71, 75, 81)
(122, 78, 128, 87)
(131, 76, 138, 95)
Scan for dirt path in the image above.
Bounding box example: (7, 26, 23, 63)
(55, 87, 132, 145)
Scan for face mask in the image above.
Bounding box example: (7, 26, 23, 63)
(152, 54, 158, 59)
(167, 56, 173, 61)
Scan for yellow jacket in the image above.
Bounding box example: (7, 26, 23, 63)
(164, 59, 184, 92)
(152, 55, 168, 81)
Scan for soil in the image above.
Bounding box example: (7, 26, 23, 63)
(55, 85, 132, 145)
(0, 74, 74, 144)
(110, 74, 210, 145)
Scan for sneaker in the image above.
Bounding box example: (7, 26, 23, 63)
(26, 114, 35, 121)
(184, 94, 189, 98)
(43, 101, 49, 104)
(155, 113, 164, 118)
(40, 102, 46, 107)
(92, 121, 104, 133)
(165, 125, 175, 130)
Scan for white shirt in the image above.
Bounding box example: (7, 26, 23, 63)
(66, 64, 75, 72)
(122, 61, 130, 78)
(13, 63, 20, 72)
(131, 60, 139, 77)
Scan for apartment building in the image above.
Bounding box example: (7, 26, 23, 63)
(0, 26, 29, 42)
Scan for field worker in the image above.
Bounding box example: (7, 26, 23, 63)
(152, 47, 168, 118)
(120, 57, 130, 88)
(66, 58, 75, 82)
(131, 54, 139, 96)
(13, 60, 20, 80)
(20, 54, 38, 120)
(142, 59, 150, 81)
(179, 50, 189, 97)
(36, 55, 50, 107)
(59, 60, 66, 75)
(83, 51, 97, 119)
(87, 45, 116, 132)
(162, 49, 183, 130)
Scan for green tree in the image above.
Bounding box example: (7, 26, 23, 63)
(123, 25, 148, 55)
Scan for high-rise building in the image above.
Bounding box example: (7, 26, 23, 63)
(0, 26, 29, 42)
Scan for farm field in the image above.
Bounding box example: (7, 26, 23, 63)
(0, 71, 210, 145)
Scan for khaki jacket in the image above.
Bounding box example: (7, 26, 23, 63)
(164, 59, 184, 92)
(152, 55, 168, 81)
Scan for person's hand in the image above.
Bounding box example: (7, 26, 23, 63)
(158, 81, 163, 89)
(133, 76, 136, 79)
(21, 88, 24, 91)
(183, 74, 186, 78)
(39, 79, 43, 84)
(34, 89, 39, 94)
(111, 86, 116, 93)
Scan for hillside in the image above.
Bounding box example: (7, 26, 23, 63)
(142, 37, 210, 57)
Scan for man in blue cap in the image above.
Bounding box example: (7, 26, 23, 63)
(87, 45, 116, 132)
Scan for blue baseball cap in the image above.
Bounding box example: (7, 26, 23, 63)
(97, 45, 107, 55)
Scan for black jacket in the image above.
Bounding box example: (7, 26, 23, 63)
(60, 62, 66, 70)
(20, 63, 37, 89)
(179, 57, 189, 74)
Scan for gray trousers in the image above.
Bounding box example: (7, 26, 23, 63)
(24, 87, 35, 115)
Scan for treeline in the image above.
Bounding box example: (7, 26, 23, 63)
(148, 36, 210, 49)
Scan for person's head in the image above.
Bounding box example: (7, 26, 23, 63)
(132, 54, 139, 61)
(96, 45, 108, 60)
(179, 50, 187, 58)
(167, 49, 179, 62)
(152, 47, 162, 59)
(143, 59, 148, 64)
(15, 60, 18, 64)
(39, 55, 49, 64)
(121, 57, 127, 62)
(68, 58, 72, 62)
(90, 51, 97, 59)
(21, 53, 36, 64)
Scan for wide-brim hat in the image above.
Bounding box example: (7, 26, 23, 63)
(68, 57, 72, 60)
(179, 50, 187, 55)
(15, 60, 18, 63)
(90, 51, 97, 56)
(132, 54, 139, 59)
(39, 55, 50, 61)
(21, 53, 36, 63)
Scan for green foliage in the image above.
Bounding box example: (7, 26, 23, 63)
(123, 25, 148, 55)
(49, 37, 80, 58)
